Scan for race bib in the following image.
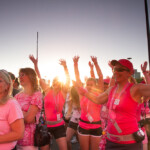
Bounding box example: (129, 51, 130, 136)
(102, 105, 107, 112)
(86, 113, 94, 123)
(57, 113, 61, 121)
(114, 99, 120, 105)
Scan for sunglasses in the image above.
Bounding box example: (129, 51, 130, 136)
(113, 67, 130, 72)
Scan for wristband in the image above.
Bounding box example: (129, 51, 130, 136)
(143, 71, 147, 74)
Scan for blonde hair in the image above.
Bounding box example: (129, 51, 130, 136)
(0, 70, 13, 104)
(86, 78, 97, 85)
(70, 86, 80, 110)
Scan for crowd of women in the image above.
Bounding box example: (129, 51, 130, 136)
(1, 55, 150, 150)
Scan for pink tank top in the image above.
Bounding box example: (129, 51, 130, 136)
(79, 96, 101, 129)
(44, 90, 65, 127)
(107, 83, 139, 136)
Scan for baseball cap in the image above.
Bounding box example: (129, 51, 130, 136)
(111, 59, 134, 74)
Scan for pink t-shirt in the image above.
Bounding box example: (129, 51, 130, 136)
(44, 90, 65, 127)
(79, 96, 101, 129)
(15, 91, 42, 146)
(0, 99, 23, 150)
(107, 83, 139, 144)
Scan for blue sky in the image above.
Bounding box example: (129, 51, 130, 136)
(0, 0, 149, 83)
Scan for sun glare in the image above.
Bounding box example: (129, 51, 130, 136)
(41, 68, 72, 86)
(58, 73, 66, 84)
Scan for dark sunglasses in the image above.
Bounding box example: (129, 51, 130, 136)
(113, 67, 130, 72)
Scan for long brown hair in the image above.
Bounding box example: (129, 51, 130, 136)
(19, 68, 39, 92)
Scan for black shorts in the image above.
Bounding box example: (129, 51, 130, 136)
(77, 126, 102, 136)
(68, 121, 78, 130)
(63, 116, 70, 124)
(48, 125, 66, 139)
(105, 139, 142, 150)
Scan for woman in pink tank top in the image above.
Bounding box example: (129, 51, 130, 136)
(78, 78, 102, 150)
(29, 55, 70, 150)
(73, 56, 103, 150)
(76, 59, 150, 150)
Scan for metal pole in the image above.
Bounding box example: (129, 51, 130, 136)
(37, 32, 38, 61)
(144, 0, 150, 68)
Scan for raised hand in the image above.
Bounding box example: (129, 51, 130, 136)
(29, 55, 38, 65)
(73, 56, 80, 64)
(59, 59, 67, 67)
(29, 54, 41, 78)
(141, 61, 148, 73)
(91, 56, 98, 64)
(89, 61, 94, 68)
(141, 61, 150, 84)
(108, 61, 113, 70)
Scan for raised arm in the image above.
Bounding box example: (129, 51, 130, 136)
(29, 55, 49, 93)
(59, 59, 70, 95)
(132, 83, 150, 102)
(141, 61, 150, 84)
(88, 61, 95, 78)
(29, 55, 41, 79)
(131, 62, 150, 102)
(91, 56, 104, 92)
(73, 80, 109, 104)
(73, 56, 82, 84)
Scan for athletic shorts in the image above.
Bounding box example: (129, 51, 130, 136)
(63, 116, 70, 124)
(16, 145, 38, 150)
(48, 125, 66, 139)
(68, 121, 78, 130)
(77, 126, 102, 136)
(105, 139, 142, 150)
